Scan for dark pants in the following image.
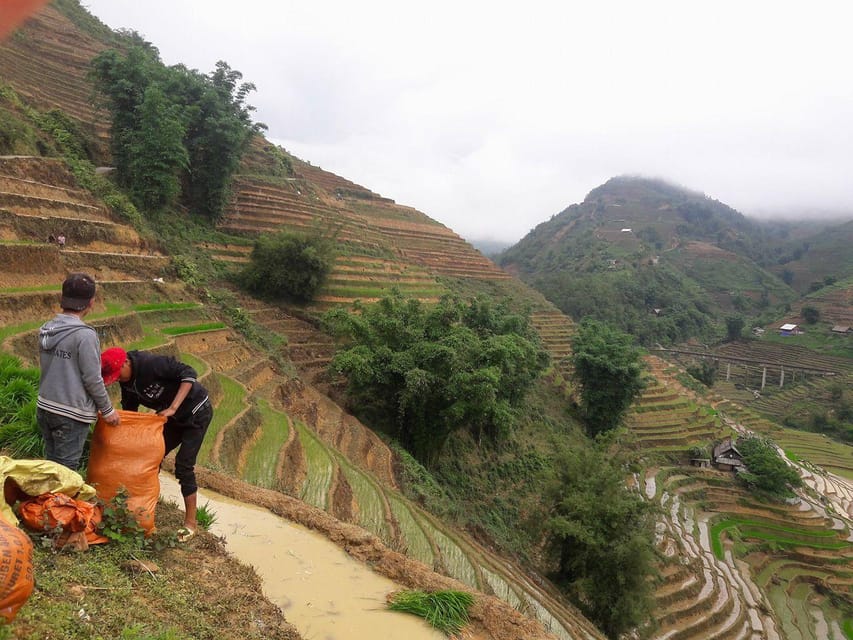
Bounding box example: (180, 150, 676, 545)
(37, 408, 91, 471)
(164, 400, 212, 498)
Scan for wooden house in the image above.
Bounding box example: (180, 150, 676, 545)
(713, 437, 746, 472)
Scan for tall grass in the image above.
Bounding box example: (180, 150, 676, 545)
(387, 589, 474, 636)
(0, 354, 42, 458)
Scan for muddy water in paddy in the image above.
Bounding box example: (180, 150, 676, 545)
(159, 474, 444, 640)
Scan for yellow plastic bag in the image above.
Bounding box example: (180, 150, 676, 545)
(0, 456, 95, 527)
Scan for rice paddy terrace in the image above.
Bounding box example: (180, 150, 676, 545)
(804, 279, 853, 327)
(0, 3, 112, 156)
(643, 462, 853, 640)
(0, 156, 604, 640)
(625, 356, 731, 455)
(621, 354, 853, 638)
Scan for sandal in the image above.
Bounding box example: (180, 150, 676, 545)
(176, 527, 196, 543)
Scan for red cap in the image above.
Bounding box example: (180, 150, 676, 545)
(101, 347, 127, 385)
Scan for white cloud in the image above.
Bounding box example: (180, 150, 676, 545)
(83, 0, 853, 240)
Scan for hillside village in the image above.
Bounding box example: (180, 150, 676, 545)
(1, 3, 853, 640)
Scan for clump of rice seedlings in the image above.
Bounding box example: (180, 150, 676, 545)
(387, 589, 474, 636)
(196, 501, 218, 531)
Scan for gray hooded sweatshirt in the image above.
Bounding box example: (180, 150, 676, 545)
(37, 313, 115, 423)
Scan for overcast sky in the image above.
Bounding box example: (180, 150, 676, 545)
(80, 0, 853, 243)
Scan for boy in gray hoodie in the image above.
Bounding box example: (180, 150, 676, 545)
(37, 273, 120, 470)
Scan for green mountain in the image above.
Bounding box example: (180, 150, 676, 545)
(499, 176, 801, 344)
(769, 218, 853, 294)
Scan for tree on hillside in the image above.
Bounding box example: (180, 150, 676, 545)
(90, 47, 265, 217)
(725, 315, 745, 342)
(240, 230, 335, 302)
(178, 61, 264, 219)
(736, 435, 802, 498)
(571, 319, 645, 436)
(323, 294, 549, 465)
(801, 305, 820, 325)
(545, 440, 657, 638)
(127, 85, 187, 209)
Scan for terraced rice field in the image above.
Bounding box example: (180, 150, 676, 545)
(242, 399, 290, 488)
(645, 464, 853, 640)
(626, 375, 729, 453)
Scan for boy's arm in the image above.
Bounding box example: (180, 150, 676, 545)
(79, 330, 119, 424)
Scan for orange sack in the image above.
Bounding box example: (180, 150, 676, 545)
(0, 515, 34, 623)
(17, 492, 108, 545)
(86, 410, 166, 535)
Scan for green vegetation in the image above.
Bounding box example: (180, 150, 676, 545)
(240, 230, 335, 302)
(736, 435, 803, 498)
(686, 359, 718, 387)
(711, 517, 847, 560)
(571, 319, 645, 435)
(387, 589, 474, 636)
(725, 315, 745, 342)
(545, 440, 657, 639)
(90, 46, 265, 217)
(324, 294, 548, 464)
(0, 354, 40, 458)
(195, 502, 217, 531)
(801, 305, 821, 324)
(159, 322, 227, 335)
(497, 176, 809, 345)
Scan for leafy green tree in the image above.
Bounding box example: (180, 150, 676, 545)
(90, 48, 264, 217)
(736, 435, 802, 498)
(127, 85, 187, 210)
(179, 61, 265, 219)
(324, 294, 548, 464)
(90, 46, 161, 189)
(241, 231, 334, 302)
(801, 305, 820, 325)
(571, 319, 645, 436)
(725, 315, 745, 342)
(687, 359, 718, 387)
(545, 441, 657, 638)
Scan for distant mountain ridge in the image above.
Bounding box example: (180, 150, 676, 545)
(498, 176, 852, 344)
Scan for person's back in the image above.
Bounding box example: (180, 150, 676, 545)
(37, 273, 118, 470)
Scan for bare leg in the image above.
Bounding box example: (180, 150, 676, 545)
(183, 491, 198, 531)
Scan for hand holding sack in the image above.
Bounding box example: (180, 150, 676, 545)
(86, 410, 166, 535)
(0, 515, 34, 623)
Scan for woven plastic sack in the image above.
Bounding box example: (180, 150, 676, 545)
(86, 410, 166, 535)
(18, 492, 108, 545)
(0, 456, 95, 527)
(0, 515, 34, 622)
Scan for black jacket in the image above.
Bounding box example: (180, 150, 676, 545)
(120, 350, 209, 420)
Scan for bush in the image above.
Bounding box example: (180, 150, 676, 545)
(240, 231, 334, 302)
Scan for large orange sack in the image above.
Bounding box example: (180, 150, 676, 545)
(0, 515, 34, 623)
(86, 411, 166, 534)
(18, 492, 108, 545)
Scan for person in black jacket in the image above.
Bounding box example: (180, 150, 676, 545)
(101, 347, 212, 541)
